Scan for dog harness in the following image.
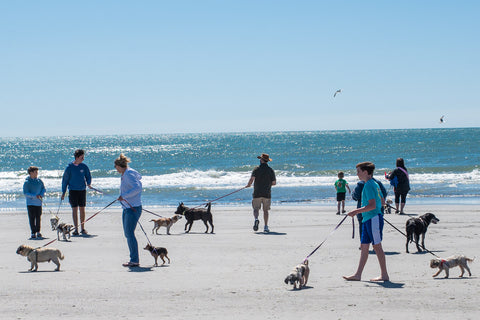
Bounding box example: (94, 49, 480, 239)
(440, 259, 446, 267)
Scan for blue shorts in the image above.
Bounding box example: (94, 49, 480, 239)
(361, 214, 384, 245)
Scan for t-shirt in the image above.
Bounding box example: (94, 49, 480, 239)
(361, 179, 383, 222)
(335, 179, 348, 193)
(252, 163, 276, 198)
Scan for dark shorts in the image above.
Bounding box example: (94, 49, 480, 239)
(69, 190, 86, 207)
(336, 192, 346, 201)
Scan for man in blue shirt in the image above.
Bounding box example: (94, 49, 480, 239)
(343, 162, 389, 282)
(61, 149, 92, 235)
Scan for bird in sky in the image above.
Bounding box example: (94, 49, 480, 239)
(440, 115, 445, 123)
(333, 89, 341, 97)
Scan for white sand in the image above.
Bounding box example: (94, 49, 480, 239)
(2, 204, 479, 319)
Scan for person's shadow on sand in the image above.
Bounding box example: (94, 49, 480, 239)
(368, 281, 404, 289)
(127, 266, 153, 273)
(255, 231, 286, 236)
(286, 285, 314, 291)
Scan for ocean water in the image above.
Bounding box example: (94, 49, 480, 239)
(1, 128, 479, 211)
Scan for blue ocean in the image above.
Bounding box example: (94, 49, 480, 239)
(1, 128, 479, 211)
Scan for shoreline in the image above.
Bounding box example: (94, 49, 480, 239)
(3, 195, 480, 213)
(2, 204, 479, 319)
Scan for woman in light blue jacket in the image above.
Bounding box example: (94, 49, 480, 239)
(23, 166, 46, 239)
(114, 154, 142, 267)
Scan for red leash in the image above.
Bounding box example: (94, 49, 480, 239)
(40, 199, 117, 248)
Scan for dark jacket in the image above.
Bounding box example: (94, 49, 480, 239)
(352, 178, 387, 210)
(387, 168, 410, 194)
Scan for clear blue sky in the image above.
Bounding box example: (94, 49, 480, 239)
(1, 1, 479, 137)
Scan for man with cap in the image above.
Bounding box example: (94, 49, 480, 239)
(246, 153, 276, 233)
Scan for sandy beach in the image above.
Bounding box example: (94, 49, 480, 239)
(1, 204, 479, 319)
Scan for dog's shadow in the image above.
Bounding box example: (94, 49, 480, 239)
(433, 276, 477, 281)
(287, 285, 314, 291)
(182, 232, 216, 235)
(18, 270, 65, 274)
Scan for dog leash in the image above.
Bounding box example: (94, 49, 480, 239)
(186, 186, 248, 210)
(142, 208, 165, 218)
(122, 199, 161, 256)
(303, 214, 349, 262)
(39, 199, 118, 248)
(55, 198, 63, 216)
(382, 210, 440, 258)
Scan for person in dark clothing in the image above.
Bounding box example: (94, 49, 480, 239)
(246, 153, 276, 233)
(386, 157, 410, 214)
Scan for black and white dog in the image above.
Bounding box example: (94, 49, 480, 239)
(406, 213, 440, 253)
(175, 202, 214, 233)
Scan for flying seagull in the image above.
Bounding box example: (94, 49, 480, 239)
(440, 115, 445, 123)
(333, 89, 341, 97)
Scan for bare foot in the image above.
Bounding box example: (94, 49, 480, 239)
(370, 276, 389, 282)
(343, 275, 361, 281)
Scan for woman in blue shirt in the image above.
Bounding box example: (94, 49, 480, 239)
(114, 153, 142, 267)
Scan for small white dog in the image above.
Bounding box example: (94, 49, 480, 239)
(284, 260, 310, 289)
(50, 215, 60, 230)
(57, 223, 74, 241)
(16, 244, 64, 272)
(430, 255, 473, 278)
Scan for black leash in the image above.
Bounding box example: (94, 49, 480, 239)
(303, 214, 349, 262)
(121, 199, 160, 256)
(188, 186, 248, 210)
(383, 205, 440, 258)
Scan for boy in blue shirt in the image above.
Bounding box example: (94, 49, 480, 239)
(61, 149, 92, 235)
(23, 166, 46, 239)
(343, 162, 389, 282)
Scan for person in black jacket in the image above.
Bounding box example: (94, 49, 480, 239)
(386, 158, 410, 214)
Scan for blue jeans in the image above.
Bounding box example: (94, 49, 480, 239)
(122, 206, 142, 263)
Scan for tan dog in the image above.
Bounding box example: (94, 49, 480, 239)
(143, 244, 170, 266)
(284, 260, 310, 289)
(16, 244, 64, 272)
(430, 255, 473, 278)
(151, 215, 182, 235)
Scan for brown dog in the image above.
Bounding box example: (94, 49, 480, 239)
(150, 215, 182, 235)
(144, 243, 170, 266)
(430, 255, 473, 278)
(16, 244, 64, 271)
